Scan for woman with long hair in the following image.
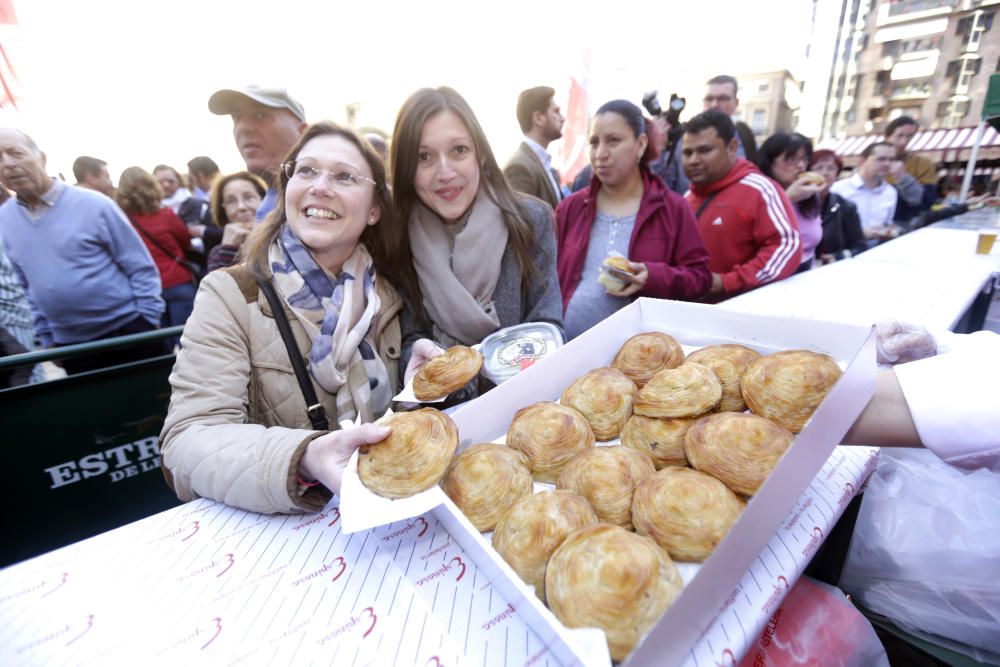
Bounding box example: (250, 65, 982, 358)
(756, 133, 823, 272)
(206, 171, 267, 271)
(116, 166, 196, 330)
(809, 149, 867, 264)
(556, 99, 711, 339)
(160, 122, 403, 513)
(387, 86, 563, 396)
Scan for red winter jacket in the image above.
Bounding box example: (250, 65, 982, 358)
(685, 159, 800, 297)
(556, 169, 712, 310)
(127, 208, 193, 289)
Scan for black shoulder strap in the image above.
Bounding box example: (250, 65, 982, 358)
(695, 192, 719, 219)
(132, 218, 186, 267)
(255, 277, 330, 432)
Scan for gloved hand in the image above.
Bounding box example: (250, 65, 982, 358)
(876, 320, 937, 365)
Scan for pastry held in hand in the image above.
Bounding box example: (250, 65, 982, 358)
(685, 343, 761, 412)
(545, 523, 684, 662)
(412, 345, 483, 401)
(492, 490, 598, 601)
(441, 443, 533, 532)
(632, 467, 745, 562)
(611, 332, 685, 388)
(634, 362, 722, 418)
(684, 411, 794, 496)
(619, 414, 695, 469)
(357, 408, 458, 498)
(741, 350, 842, 432)
(560, 367, 637, 440)
(506, 402, 595, 483)
(556, 446, 655, 529)
(597, 254, 636, 291)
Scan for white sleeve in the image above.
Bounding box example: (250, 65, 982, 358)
(894, 331, 1000, 470)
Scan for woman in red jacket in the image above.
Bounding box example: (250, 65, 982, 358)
(116, 166, 195, 331)
(556, 99, 711, 339)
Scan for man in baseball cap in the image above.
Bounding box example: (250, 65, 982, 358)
(208, 85, 307, 220)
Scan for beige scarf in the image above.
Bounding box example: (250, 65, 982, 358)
(408, 190, 508, 346)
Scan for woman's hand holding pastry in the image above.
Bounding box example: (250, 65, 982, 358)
(606, 261, 648, 298)
(299, 423, 391, 494)
(404, 338, 445, 385)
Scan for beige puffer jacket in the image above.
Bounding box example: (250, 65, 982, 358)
(159, 265, 402, 514)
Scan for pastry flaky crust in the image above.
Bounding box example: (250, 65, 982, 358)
(491, 490, 598, 601)
(685, 344, 762, 413)
(611, 332, 685, 388)
(506, 402, 595, 483)
(632, 467, 745, 562)
(545, 524, 684, 662)
(634, 362, 722, 419)
(441, 443, 533, 532)
(741, 350, 843, 432)
(560, 367, 638, 440)
(358, 408, 459, 499)
(684, 412, 795, 496)
(619, 414, 695, 469)
(555, 446, 655, 529)
(412, 345, 483, 401)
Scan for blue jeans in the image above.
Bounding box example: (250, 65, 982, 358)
(162, 282, 196, 348)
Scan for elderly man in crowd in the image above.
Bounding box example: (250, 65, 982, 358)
(0, 129, 164, 375)
(208, 85, 307, 220)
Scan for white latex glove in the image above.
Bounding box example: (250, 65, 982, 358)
(876, 320, 937, 365)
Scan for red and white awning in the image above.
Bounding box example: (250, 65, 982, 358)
(817, 125, 1000, 157)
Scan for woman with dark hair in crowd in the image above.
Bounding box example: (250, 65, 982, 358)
(756, 133, 823, 272)
(116, 166, 196, 330)
(555, 99, 711, 339)
(160, 121, 403, 513)
(387, 86, 563, 397)
(205, 171, 267, 271)
(809, 149, 867, 264)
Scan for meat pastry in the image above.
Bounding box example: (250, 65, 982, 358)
(741, 350, 843, 432)
(611, 332, 685, 388)
(506, 402, 595, 483)
(685, 344, 761, 412)
(492, 490, 598, 601)
(619, 414, 694, 469)
(556, 446, 655, 529)
(413, 345, 483, 401)
(632, 467, 745, 562)
(633, 362, 722, 418)
(357, 408, 458, 498)
(441, 443, 533, 532)
(545, 524, 683, 662)
(560, 367, 637, 440)
(684, 412, 794, 496)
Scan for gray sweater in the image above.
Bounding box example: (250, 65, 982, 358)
(400, 196, 564, 399)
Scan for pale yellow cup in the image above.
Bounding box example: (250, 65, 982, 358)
(976, 229, 998, 255)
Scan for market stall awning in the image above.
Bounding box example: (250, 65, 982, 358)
(818, 125, 1000, 157)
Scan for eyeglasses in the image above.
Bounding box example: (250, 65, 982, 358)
(222, 193, 263, 209)
(703, 94, 734, 104)
(281, 161, 377, 190)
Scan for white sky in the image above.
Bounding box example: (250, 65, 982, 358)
(1, 0, 822, 183)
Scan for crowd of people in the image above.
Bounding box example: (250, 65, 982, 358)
(0, 75, 994, 497)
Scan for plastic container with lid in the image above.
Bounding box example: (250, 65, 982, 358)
(479, 322, 563, 384)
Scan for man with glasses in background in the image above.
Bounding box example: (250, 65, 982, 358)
(703, 75, 757, 163)
(208, 85, 308, 221)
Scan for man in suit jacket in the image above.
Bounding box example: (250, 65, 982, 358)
(504, 86, 565, 209)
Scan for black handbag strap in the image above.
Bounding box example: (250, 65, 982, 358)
(132, 218, 188, 268)
(256, 277, 331, 432)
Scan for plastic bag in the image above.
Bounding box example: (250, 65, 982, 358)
(875, 320, 936, 365)
(840, 449, 1000, 664)
(738, 576, 888, 667)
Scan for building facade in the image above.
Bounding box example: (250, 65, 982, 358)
(736, 71, 803, 145)
(821, 0, 1000, 139)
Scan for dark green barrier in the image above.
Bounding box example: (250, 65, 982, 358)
(0, 330, 185, 567)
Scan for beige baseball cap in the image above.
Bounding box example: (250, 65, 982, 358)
(208, 85, 306, 122)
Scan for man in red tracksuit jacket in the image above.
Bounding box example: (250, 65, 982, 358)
(682, 110, 800, 300)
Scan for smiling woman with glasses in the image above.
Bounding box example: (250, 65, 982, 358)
(160, 121, 405, 515)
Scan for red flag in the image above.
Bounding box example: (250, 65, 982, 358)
(0, 0, 20, 109)
(0, 0, 16, 25)
(555, 51, 591, 187)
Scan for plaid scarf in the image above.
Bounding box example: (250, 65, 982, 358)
(269, 225, 391, 424)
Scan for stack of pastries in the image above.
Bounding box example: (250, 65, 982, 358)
(362, 330, 843, 661)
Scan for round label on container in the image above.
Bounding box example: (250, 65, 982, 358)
(496, 336, 548, 368)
